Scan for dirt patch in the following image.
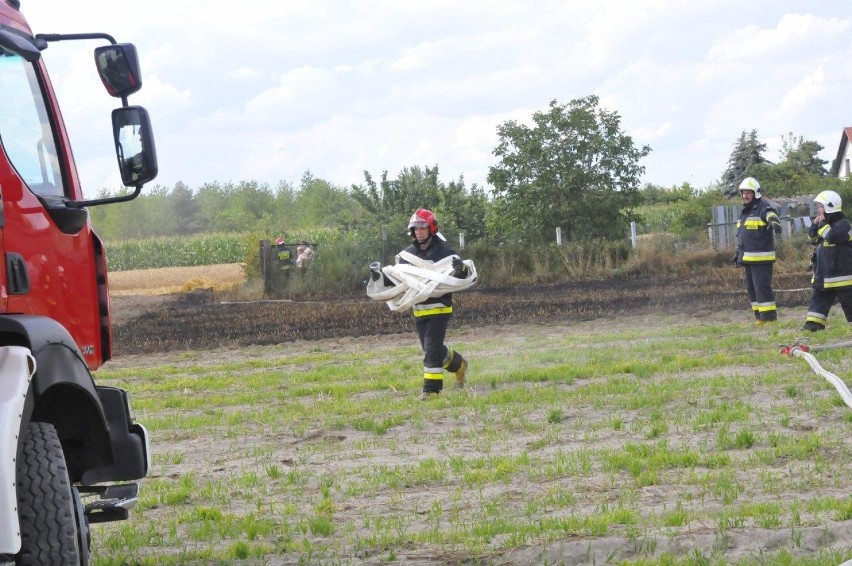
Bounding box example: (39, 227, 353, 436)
(109, 263, 245, 296)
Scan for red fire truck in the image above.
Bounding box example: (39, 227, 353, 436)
(0, 0, 156, 563)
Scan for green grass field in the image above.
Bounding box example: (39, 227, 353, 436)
(91, 307, 852, 565)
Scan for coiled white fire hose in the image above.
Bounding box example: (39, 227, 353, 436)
(366, 251, 477, 312)
(780, 342, 852, 411)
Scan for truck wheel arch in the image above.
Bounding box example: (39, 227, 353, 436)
(0, 315, 112, 481)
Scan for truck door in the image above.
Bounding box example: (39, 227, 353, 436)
(0, 44, 103, 366)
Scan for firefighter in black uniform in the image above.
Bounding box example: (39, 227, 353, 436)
(398, 209, 469, 398)
(274, 236, 295, 271)
(803, 190, 852, 331)
(734, 177, 782, 325)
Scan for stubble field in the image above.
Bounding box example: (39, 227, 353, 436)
(92, 266, 852, 565)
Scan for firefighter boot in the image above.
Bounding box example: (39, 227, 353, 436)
(455, 359, 468, 388)
(802, 321, 825, 332)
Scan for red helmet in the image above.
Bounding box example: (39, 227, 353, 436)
(275, 237, 285, 245)
(408, 209, 438, 235)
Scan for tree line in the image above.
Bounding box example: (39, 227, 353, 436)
(89, 96, 851, 247)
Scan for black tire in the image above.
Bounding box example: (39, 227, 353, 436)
(15, 422, 82, 565)
(72, 486, 91, 566)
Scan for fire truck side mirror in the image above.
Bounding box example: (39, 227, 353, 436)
(94, 43, 142, 98)
(113, 106, 158, 188)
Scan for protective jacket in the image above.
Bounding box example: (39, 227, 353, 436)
(736, 198, 781, 264)
(809, 212, 852, 290)
(399, 237, 458, 317)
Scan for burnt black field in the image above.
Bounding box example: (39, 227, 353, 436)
(112, 272, 811, 355)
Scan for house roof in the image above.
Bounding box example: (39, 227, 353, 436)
(830, 126, 852, 176)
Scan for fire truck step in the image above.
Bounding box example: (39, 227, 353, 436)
(80, 483, 140, 524)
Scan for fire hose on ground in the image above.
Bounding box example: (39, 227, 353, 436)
(780, 340, 852, 411)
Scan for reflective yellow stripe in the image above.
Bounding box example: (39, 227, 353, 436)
(824, 276, 852, 289)
(423, 372, 443, 381)
(442, 348, 455, 368)
(741, 251, 776, 262)
(413, 306, 453, 317)
(744, 216, 767, 228)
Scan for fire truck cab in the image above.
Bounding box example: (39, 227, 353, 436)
(0, 0, 156, 563)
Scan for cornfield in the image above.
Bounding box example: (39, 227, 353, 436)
(104, 228, 345, 272)
(104, 233, 247, 271)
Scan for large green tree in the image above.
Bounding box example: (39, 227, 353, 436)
(721, 129, 769, 196)
(352, 165, 442, 222)
(437, 176, 489, 241)
(294, 171, 364, 229)
(168, 182, 203, 234)
(779, 133, 829, 177)
(742, 133, 835, 198)
(487, 96, 649, 242)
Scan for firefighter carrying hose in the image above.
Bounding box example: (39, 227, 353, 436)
(368, 209, 472, 399)
(802, 190, 852, 332)
(733, 177, 782, 325)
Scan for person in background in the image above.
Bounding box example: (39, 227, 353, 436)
(733, 177, 782, 325)
(274, 236, 294, 270)
(296, 240, 316, 269)
(802, 190, 852, 331)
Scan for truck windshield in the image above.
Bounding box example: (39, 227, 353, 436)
(0, 46, 65, 198)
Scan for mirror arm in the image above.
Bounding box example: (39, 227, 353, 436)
(68, 186, 142, 209)
(35, 32, 117, 46)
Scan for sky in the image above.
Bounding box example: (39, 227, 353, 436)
(20, 1, 852, 198)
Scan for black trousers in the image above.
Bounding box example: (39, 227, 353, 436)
(416, 314, 463, 393)
(743, 263, 777, 321)
(806, 287, 852, 328)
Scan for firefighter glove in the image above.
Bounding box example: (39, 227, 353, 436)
(452, 257, 468, 278)
(369, 261, 381, 281)
(773, 224, 782, 235)
(731, 253, 739, 266)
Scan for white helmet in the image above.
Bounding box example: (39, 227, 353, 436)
(738, 177, 761, 199)
(814, 190, 842, 214)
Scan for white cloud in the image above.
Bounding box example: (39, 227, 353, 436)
(771, 66, 826, 122)
(699, 13, 850, 83)
(635, 122, 673, 142)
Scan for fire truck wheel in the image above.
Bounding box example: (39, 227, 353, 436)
(16, 422, 84, 566)
(72, 486, 91, 565)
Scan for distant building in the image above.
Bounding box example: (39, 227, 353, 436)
(830, 126, 852, 179)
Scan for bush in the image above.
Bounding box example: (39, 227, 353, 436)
(463, 239, 632, 286)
